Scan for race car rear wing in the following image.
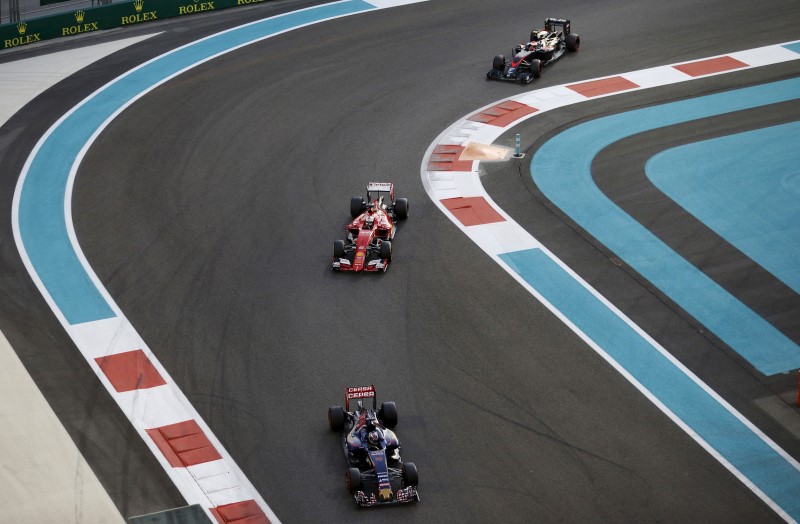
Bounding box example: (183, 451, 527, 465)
(544, 18, 570, 35)
(366, 182, 394, 203)
(345, 384, 377, 411)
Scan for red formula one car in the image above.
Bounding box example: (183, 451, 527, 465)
(328, 385, 419, 507)
(332, 183, 408, 272)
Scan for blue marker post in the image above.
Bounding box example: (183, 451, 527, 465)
(513, 133, 523, 158)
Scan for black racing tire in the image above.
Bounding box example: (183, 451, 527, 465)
(350, 196, 365, 218)
(379, 240, 392, 261)
(379, 401, 397, 428)
(492, 54, 505, 71)
(395, 198, 409, 220)
(347, 467, 363, 493)
(333, 240, 345, 259)
(566, 33, 580, 52)
(530, 59, 542, 78)
(402, 462, 418, 487)
(328, 405, 345, 431)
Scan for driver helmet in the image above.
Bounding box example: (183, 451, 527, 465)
(368, 430, 381, 448)
(364, 215, 375, 229)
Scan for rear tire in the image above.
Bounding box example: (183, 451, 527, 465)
(379, 240, 392, 261)
(402, 462, 418, 486)
(492, 54, 505, 71)
(347, 467, 363, 493)
(395, 198, 409, 220)
(328, 406, 345, 431)
(379, 401, 397, 428)
(566, 33, 580, 52)
(350, 196, 365, 218)
(333, 240, 345, 259)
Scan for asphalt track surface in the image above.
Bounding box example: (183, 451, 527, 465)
(1, 0, 799, 522)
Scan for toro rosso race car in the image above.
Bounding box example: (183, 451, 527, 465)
(487, 18, 580, 83)
(328, 385, 419, 507)
(332, 182, 408, 272)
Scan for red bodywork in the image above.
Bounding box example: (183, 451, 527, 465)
(353, 206, 393, 272)
(334, 205, 395, 273)
(333, 183, 407, 273)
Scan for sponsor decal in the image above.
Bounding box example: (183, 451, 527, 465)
(346, 385, 375, 399)
(347, 390, 374, 399)
(179, 0, 215, 16)
(4, 22, 42, 49)
(237, 0, 265, 4)
(121, 0, 157, 25)
(61, 10, 100, 36)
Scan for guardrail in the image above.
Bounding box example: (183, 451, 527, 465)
(1, 0, 269, 50)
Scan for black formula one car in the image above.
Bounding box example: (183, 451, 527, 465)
(328, 385, 420, 507)
(487, 18, 580, 83)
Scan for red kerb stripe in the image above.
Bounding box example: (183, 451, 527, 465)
(95, 349, 166, 392)
(210, 500, 271, 524)
(146, 419, 222, 467)
(441, 196, 505, 227)
(428, 145, 473, 171)
(468, 101, 537, 127)
(673, 55, 748, 77)
(567, 76, 640, 97)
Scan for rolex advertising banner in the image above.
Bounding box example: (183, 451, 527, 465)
(1, 0, 271, 50)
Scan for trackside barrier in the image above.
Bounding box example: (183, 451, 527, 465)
(797, 369, 799, 407)
(0, 0, 272, 50)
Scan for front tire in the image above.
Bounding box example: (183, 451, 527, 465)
(566, 33, 580, 52)
(333, 240, 345, 259)
(328, 406, 345, 431)
(350, 196, 365, 218)
(492, 54, 505, 71)
(402, 462, 418, 487)
(395, 198, 409, 220)
(529, 58, 542, 79)
(347, 467, 363, 493)
(379, 401, 397, 428)
(379, 240, 392, 261)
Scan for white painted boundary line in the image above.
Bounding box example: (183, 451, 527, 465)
(420, 40, 800, 523)
(10, 1, 426, 522)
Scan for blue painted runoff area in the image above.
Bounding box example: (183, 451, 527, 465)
(17, 0, 376, 325)
(647, 122, 800, 294)
(530, 78, 800, 375)
(500, 248, 800, 521)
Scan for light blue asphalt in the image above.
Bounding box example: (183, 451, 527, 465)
(500, 248, 800, 520)
(647, 121, 800, 294)
(16, 0, 375, 325)
(529, 77, 800, 376)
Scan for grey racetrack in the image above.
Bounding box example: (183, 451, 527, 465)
(1, 0, 799, 522)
